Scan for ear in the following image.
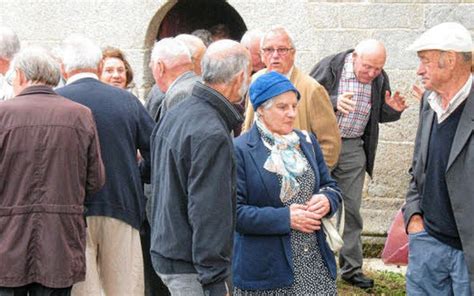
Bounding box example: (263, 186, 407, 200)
(60, 64, 69, 81)
(17, 69, 27, 86)
(97, 60, 104, 76)
(446, 51, 457, 69)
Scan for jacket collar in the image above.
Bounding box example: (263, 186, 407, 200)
(192, 81, 243, 132)
(16, 85, 56, 97)
(245, 124, 319, 195)
(66, 72, 99, 85)
(419, 86, 474, 172)
(447, 85, 474, 170)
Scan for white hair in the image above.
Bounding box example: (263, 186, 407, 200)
(175, 34, 206, 57)
(12, 46, 60, 86)
(240, 29, 264, 48)
(150, 38, 192, 68)
(354, 39, 386, 57)
(0, 26, 20, 60)
(60, 34, 102, 73)
(261, 25, 296, 49)
(201, 39, 250, 84)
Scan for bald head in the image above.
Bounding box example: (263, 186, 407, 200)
(201, 39, 250, 84)
(354, 39, 386, 61)
(175, 34, 206, 75)
(352, 39, 387, 84)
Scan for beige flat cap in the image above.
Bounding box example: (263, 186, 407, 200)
(408, 22, 472, 52)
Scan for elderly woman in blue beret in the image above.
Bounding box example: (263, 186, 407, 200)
(232, 71, 342, 295)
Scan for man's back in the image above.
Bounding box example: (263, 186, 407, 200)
(56, 78, 155, 229)
(150, 82, 239, 293)
(0, 85, 104, 287)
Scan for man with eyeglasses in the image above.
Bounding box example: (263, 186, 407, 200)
(242, 25, 341, 169)
(309, 39, 407, 289)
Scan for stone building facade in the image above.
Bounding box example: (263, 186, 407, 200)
(1, 0, 473, 240)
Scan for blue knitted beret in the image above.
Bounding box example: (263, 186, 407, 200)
(249, 71, 300, 110)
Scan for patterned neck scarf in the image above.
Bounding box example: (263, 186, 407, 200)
(256, 115, 306, 201)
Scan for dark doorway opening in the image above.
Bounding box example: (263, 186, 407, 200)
(157, 0, 247, 41)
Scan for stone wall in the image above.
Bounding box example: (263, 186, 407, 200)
(1, 0, 473, 238)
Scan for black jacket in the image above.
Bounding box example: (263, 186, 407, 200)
(150, 82, 243, 295)
(310, 49, 402, 176)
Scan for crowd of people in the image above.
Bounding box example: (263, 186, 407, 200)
(0, 20, 473, 296)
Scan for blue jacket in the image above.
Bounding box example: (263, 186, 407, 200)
(232, 125, 342, 290)
(57, 78, 154, 230)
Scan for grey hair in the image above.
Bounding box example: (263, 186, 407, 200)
(201, 39, 250, 84)
(240, 29, 264, 48)
(0, 26, 20, 60)
(150, 38, 192, 68)
(260, 97, 276, 110)
(261, 25, 295, 49)
(460, 51, 472, 63)
(12, 46, 60, 86)
(192, 29, 213, 47)
(354, 39, 386, 58)
(175, 34, 206, 57)
(60, 34, 102, 73)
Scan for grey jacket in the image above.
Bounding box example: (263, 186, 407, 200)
(403, 85, 474, 292)
(159, 71, 201, 120)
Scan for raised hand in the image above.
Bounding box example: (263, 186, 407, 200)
(385, 90, 408, 112)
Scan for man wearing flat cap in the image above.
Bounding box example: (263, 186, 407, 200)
(402, 22, 474, 294)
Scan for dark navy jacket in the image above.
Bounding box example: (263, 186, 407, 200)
(232, 125, 342, 290)
(150, 82, 243, 295)
(57, 78, 154, 229)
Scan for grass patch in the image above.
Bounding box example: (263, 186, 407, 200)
(337, 270, 406, 295)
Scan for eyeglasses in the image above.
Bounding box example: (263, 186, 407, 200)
(261, 47, 294, 56)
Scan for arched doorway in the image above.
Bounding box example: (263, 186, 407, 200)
(157, 0, 247, 41)
(143, 0, 247, 90)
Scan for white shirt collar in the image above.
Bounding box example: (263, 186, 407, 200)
(427, 74, 473, 123)
(66, 72, 99, 85)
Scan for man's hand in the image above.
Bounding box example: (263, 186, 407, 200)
(289, 204, 322, 233)
(385, 90, 408, 112)
(337, 92, 356, 115)
(306, 194, 330, 217)
(407, 214, 424, 234)
(411, 84, 424, 102)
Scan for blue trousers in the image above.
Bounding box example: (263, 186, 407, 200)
(407, 230, 471, 295)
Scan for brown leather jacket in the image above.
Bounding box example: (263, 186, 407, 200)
(0, 85, 105, 288)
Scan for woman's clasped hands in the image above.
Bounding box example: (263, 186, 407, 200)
(290, 194, 330, 233)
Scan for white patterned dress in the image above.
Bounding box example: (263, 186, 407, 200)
(234, 131, 337, 295)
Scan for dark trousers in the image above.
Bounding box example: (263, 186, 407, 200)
(0, 284, 71, 296)
(140, 218, 170, 296)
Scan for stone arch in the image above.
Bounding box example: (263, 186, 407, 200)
(143, 0, 247, 89)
